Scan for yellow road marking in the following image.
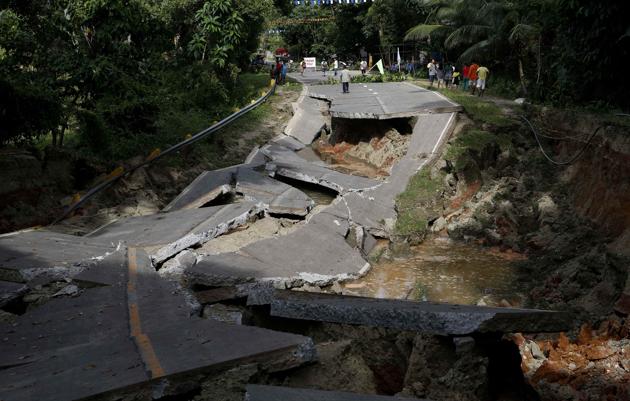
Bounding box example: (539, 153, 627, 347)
(127, 247, 166, 379)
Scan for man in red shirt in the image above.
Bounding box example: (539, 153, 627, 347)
(462, 64, 470, 91)
(468, 62, 479, 93)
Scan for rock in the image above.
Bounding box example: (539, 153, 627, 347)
(202, 304, 244, 325)
(530, 341, 545, 360)
(447, 217, 483, 240)
(444, 173, 457, 188)
(159, 250, 197, 282)
(537, 194, 559, 224)
(431, 217, 448, 233)
(585, 345, 616, 361)
(52, 284, 79, 297)
(514, 98, 526, 105)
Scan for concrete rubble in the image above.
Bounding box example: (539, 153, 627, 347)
(248, 290, 571, 336)
(0, 82, 574, 400)
(245, 385, 431, 401)
(86, 202, 264, 264)
(0, 249, 316, 401)
(0, 230, 116, 283)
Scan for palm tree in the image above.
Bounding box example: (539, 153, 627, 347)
(405, 0, 542, 95)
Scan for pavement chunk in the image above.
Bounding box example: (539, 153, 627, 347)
(163, 167, 236, 212)
(187, 220, 369, 288)
(253, 290, 572, 336)
(236, 167, 314, 217)
(284, 103, 327, 145)
(245, 385, 430, 401)
(0, 230, 115, 283)
(0, 280, 28, 308)
(271, 161, 381, 194)
(0, 249, 316, 401)
(87, 203, 263, 264)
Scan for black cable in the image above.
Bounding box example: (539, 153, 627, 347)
(520, 115, 605, 166)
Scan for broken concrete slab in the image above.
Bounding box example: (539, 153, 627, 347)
(284, 104, 327, 145)
(272, 134, 306, 151)
(261, 143, 312, 165)
(308, 83, 461, 119)
(0, 249, 316, 401)
(244, 146, 269, 166)
(236, 167, 314, 217)
(187, 220, 370, 289)
(245, 385, 430, 401)
(88, 202, 263, 264)
(163, 166, 237, 212)
(252, 291, 571, 336)
(270, 161, 381, 194)
(0, 230, 116, 283)
(0, 280, 28, 308)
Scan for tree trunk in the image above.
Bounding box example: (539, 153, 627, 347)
(518, 58, 528, 96)
(59, 124, 67, 148)
(536, 35, 542, 84)
(51, 130, 58, 147)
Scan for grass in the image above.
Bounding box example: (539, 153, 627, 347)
(395, 169, 446, 236)
(439, 88, 514, 128)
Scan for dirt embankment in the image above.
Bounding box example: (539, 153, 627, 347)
(398, 104, 630, 400)
(0, 87, 300, 235)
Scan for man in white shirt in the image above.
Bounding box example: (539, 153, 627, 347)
(427, 59, 437, 88)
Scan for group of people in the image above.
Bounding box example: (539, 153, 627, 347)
(427, 59, 490, 96)
(271, 59, 288, 84)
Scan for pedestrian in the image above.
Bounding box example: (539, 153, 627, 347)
(452, 69, 460, 88)
(333, 59, 339, 76)
(462, 64, 470, 91)
(281, 61, 288, 85)
(475, 64, 489, 96)
(468, 62, 479, 94)
(321, 60, 328, 77)
(444, 64, 453, 88)
(436, 63, 445, 89)
(427, 59, 437, 88)
(360, 59, 367, 76)
(274, 59, 282, 83)
(340, 63, 351, 93)
(301, 60, 306, 76)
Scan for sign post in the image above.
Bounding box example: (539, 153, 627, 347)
(304, 57, 317, 72)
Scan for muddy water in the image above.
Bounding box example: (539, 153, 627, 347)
(345, 238, 529, 307)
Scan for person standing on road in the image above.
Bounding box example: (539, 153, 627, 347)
(427, 59, 437, 88)
(341, 64, 351, 93)
(474, 65, 490, 96)
(301, 60, 306, 76)
(333, 59, 339, 76)
(321, 60, 328, 77)
(360, 59, 367, 76)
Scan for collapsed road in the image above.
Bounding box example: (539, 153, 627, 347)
(0, 82, 569, 400)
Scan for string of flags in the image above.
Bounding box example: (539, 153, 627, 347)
(292, 0, 372, 5)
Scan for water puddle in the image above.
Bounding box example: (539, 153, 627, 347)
(345, 238, 529, 307)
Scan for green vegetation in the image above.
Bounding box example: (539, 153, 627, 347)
(0, 0, 278, 163)
(279, 0, 628, 109)
(438, 88, 514, 128)
(395, 169, 445, 237)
